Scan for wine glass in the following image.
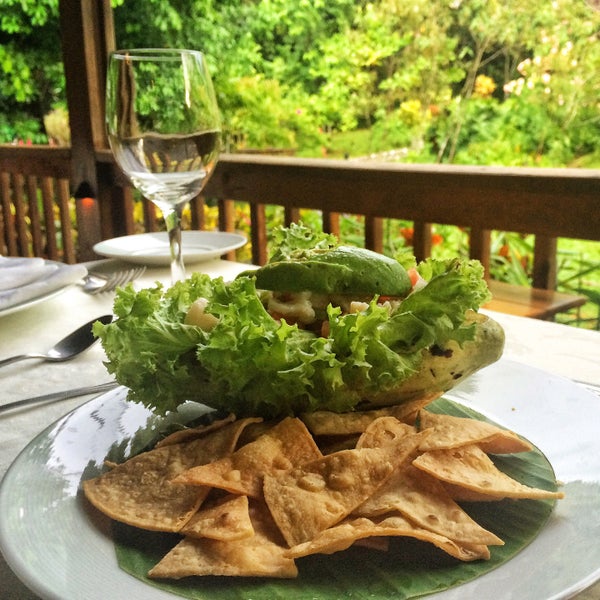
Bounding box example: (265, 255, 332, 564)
(105, 48, 221, 283)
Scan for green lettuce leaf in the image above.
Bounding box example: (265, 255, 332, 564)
(95, 252, 491, 418)
(268, 221, 338, 261)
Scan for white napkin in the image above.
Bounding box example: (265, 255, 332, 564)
(0, 257, 48, 290)
(0, 257, 88, 311)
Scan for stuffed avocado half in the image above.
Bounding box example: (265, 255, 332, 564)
(252, 245, 412, 296)
(95, 223, 504, 418)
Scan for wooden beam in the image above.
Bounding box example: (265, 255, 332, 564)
(203, 155, 600, 243)
(59, 0, 115, 259)
(59, 0, 113, 196)
(0, 145, 71, 177)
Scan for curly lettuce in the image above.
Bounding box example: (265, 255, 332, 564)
(94, 250, 491, 418)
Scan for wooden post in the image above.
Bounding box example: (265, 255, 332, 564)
(412, 221, 432, 263)
(364, 216, 384, 253)
(250, 203, 268, 265)
(533, 235, 558, 290)
(470, 227, 492, 279)
(58, 0, 115, 259)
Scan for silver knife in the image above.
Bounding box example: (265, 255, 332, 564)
(0, 381, 120, 413)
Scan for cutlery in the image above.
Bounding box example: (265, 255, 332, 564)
(0, 381, 120, 413)
(0, 314, 113, 368)
(81, 266, 146, 294)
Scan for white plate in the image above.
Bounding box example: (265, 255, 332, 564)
(0, 260, 86, 318)
(1, 359, 599, 600)
(93, 231, 247, 266)
(0, 285, 71, 318)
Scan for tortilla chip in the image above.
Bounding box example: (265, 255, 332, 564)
(285, 514, 490, 562)
(180, 494, 254, 541)
(316, 435, 361, 455)
(82, 418, 259, 531)
(412, 444, 564, 500)
(354, 536, 390, 551)
(148, 501, 297, 579)
(355, 416, 418, 450)
(355, 464, 503, 546)
(301, 393, 440, 436)
(440, 483, 506, 502)
(172, 417, 322, 498)
(263, 446, 396, 547)
(417, 410, 533, 454)
(155, 414, 237, 448)
(235, 420, 277, 446)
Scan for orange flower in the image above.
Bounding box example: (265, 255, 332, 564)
(400, 227, 414, 245)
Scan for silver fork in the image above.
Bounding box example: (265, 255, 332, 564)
(81, 266, 146, 295)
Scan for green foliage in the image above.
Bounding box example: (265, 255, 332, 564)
(218, 75, 324, 150)
(0, 110, 45, 143)
(3, 0, 600, 162)
(0, 0, 64, 142)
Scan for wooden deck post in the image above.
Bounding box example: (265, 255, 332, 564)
(58, 0, 116, 259)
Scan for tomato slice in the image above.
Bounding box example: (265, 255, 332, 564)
(407, 267, 420, 288)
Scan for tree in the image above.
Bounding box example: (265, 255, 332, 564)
(0, 0, 63, 141)
(433, 0, 600, 165)
(1, 0, 599, 167)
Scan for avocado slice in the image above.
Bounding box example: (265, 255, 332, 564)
(355, 312, 505, 409)
(252, 246, 412, 296)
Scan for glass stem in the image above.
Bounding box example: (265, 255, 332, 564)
(163, 203, 186, 283)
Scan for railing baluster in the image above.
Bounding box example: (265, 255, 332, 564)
(12, 174, 31, 257)
(218, 199, 236, 260)
(0, 172, 18, 256)
(533, 235, 558, 290)
(190, 195, 206, 231)
(322, 211, 340, 239)
(57, 178, 76, 263)
(469, 227, 492, 279)
(284, 206, 300, 226)
(412, 221, 433, 263)
(40, 176, 59, 260)
(250, 203, 267, 265)
(143, 200, 158, 232)
(365, 216, 384, 253)
(25, 175, 44, 257)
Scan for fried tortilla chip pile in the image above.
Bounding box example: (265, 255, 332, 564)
(83, 401, 564, 580)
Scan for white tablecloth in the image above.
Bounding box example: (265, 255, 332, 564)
(1, 259, 599, 600)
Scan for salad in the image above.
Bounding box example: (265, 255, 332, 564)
(94, 224, 504, 417)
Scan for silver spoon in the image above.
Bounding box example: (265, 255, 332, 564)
(0, 314, 113, 368)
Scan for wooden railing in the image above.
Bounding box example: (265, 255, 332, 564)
(0, 145, 77, 263)
(2, 144, 598, 322)
(200, 154, 598, 321)
(201, 154, 600, 278)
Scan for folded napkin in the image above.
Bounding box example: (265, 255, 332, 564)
(0, 257, 48, 290)
(0, 257, 88, 311)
